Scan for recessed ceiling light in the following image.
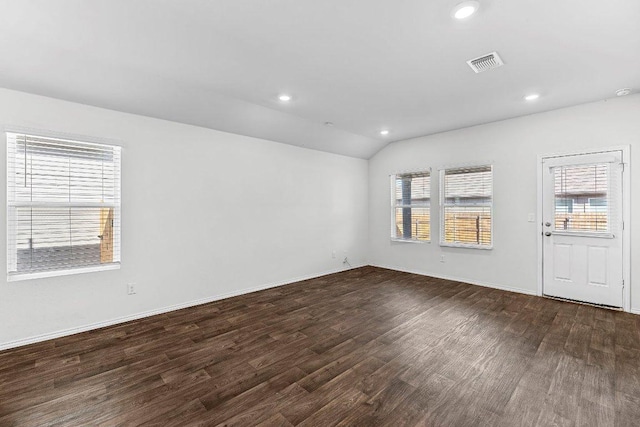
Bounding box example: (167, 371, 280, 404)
(616, 88, 632, 97)
(278, 94, 292, 102)
(324, 121, 334, 127)
(380, 130, 390, 136)
(524, 94, 540, 101)
(452, 1, 480, 19)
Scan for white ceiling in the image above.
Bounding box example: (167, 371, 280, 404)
(0, 0, 638, 159)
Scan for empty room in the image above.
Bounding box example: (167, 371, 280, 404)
(0, 0, 639, 426)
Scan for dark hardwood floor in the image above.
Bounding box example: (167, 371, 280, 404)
(1, 266, 639, 426)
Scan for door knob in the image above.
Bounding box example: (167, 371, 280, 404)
(545, 232, 552, 237)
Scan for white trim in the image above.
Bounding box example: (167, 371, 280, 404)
(536, 155, 544, 297)
(439, 242, 493, 250)
(630, 308, 640, 316)
(536, 145, 631, 312)
(543, 153, 618, 168)
(436, 160, 495, 172)
(0, 263, 365, 351)
(7, 263, 121, 282)
(537, 145, 630, 160)
(551, 231, 615, 239)
(622, 146, 631, 313)
(4, 125, 124, 148)
(390, 238, 431, 244)
(370, 263, 537, 296)
(390, 167, 432, 176)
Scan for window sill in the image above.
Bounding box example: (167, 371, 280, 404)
(439, 242, 493, 250)
(8, 263, 120, 282)
(391, 238, 431, 244)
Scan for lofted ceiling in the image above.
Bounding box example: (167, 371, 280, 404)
(0, 0, 638, 159)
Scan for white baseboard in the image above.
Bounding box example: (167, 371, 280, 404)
(370, 263, 538, 296)
(630, 308, 640, 316)
(0, 263, 366, 352)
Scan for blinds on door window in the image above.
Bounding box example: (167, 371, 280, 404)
(553, 163, 610, 232)
(7, 132, 121, 278)
(440, 165, 492, 247)
(391, 171, 430, 241)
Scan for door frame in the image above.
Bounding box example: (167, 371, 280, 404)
(536, 145, 631, 312)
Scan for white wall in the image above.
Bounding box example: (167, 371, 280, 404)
(3, 89, 638, 350)
(368, 94, 640, 310)
(0, 88, 369, 349)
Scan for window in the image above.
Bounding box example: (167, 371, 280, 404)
(7, 132, 121, 280)
(391, 171, 430, 242)
(554, 163, 609, 232)
(440, 165, 492, 248)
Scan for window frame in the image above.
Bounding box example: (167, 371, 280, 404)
(390, 169, 432, 243)
(6, 129, 122, 281)
(439, 164, 494, 249)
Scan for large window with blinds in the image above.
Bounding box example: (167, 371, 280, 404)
(7, 132, 121, 280)
(440, 165, 492, 248)
(391, 171, 430, 242)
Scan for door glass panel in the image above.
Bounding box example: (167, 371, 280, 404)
(554, 164, 608, 232)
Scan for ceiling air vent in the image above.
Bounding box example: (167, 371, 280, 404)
(467, 51, 504, 73)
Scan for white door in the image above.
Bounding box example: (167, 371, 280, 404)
(542, 151, 624, 307)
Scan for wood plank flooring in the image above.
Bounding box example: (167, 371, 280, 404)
(1, 266, 639, 426)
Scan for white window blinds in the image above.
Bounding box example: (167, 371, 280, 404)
(440, 165, 492, 247)
(391, 171, 430, 241)
(7, 132, 121, 278)
(554, 163, 610, 232)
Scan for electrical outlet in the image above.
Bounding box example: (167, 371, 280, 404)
(440, 255, 446, 263)
(127, 283, 136, 295)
